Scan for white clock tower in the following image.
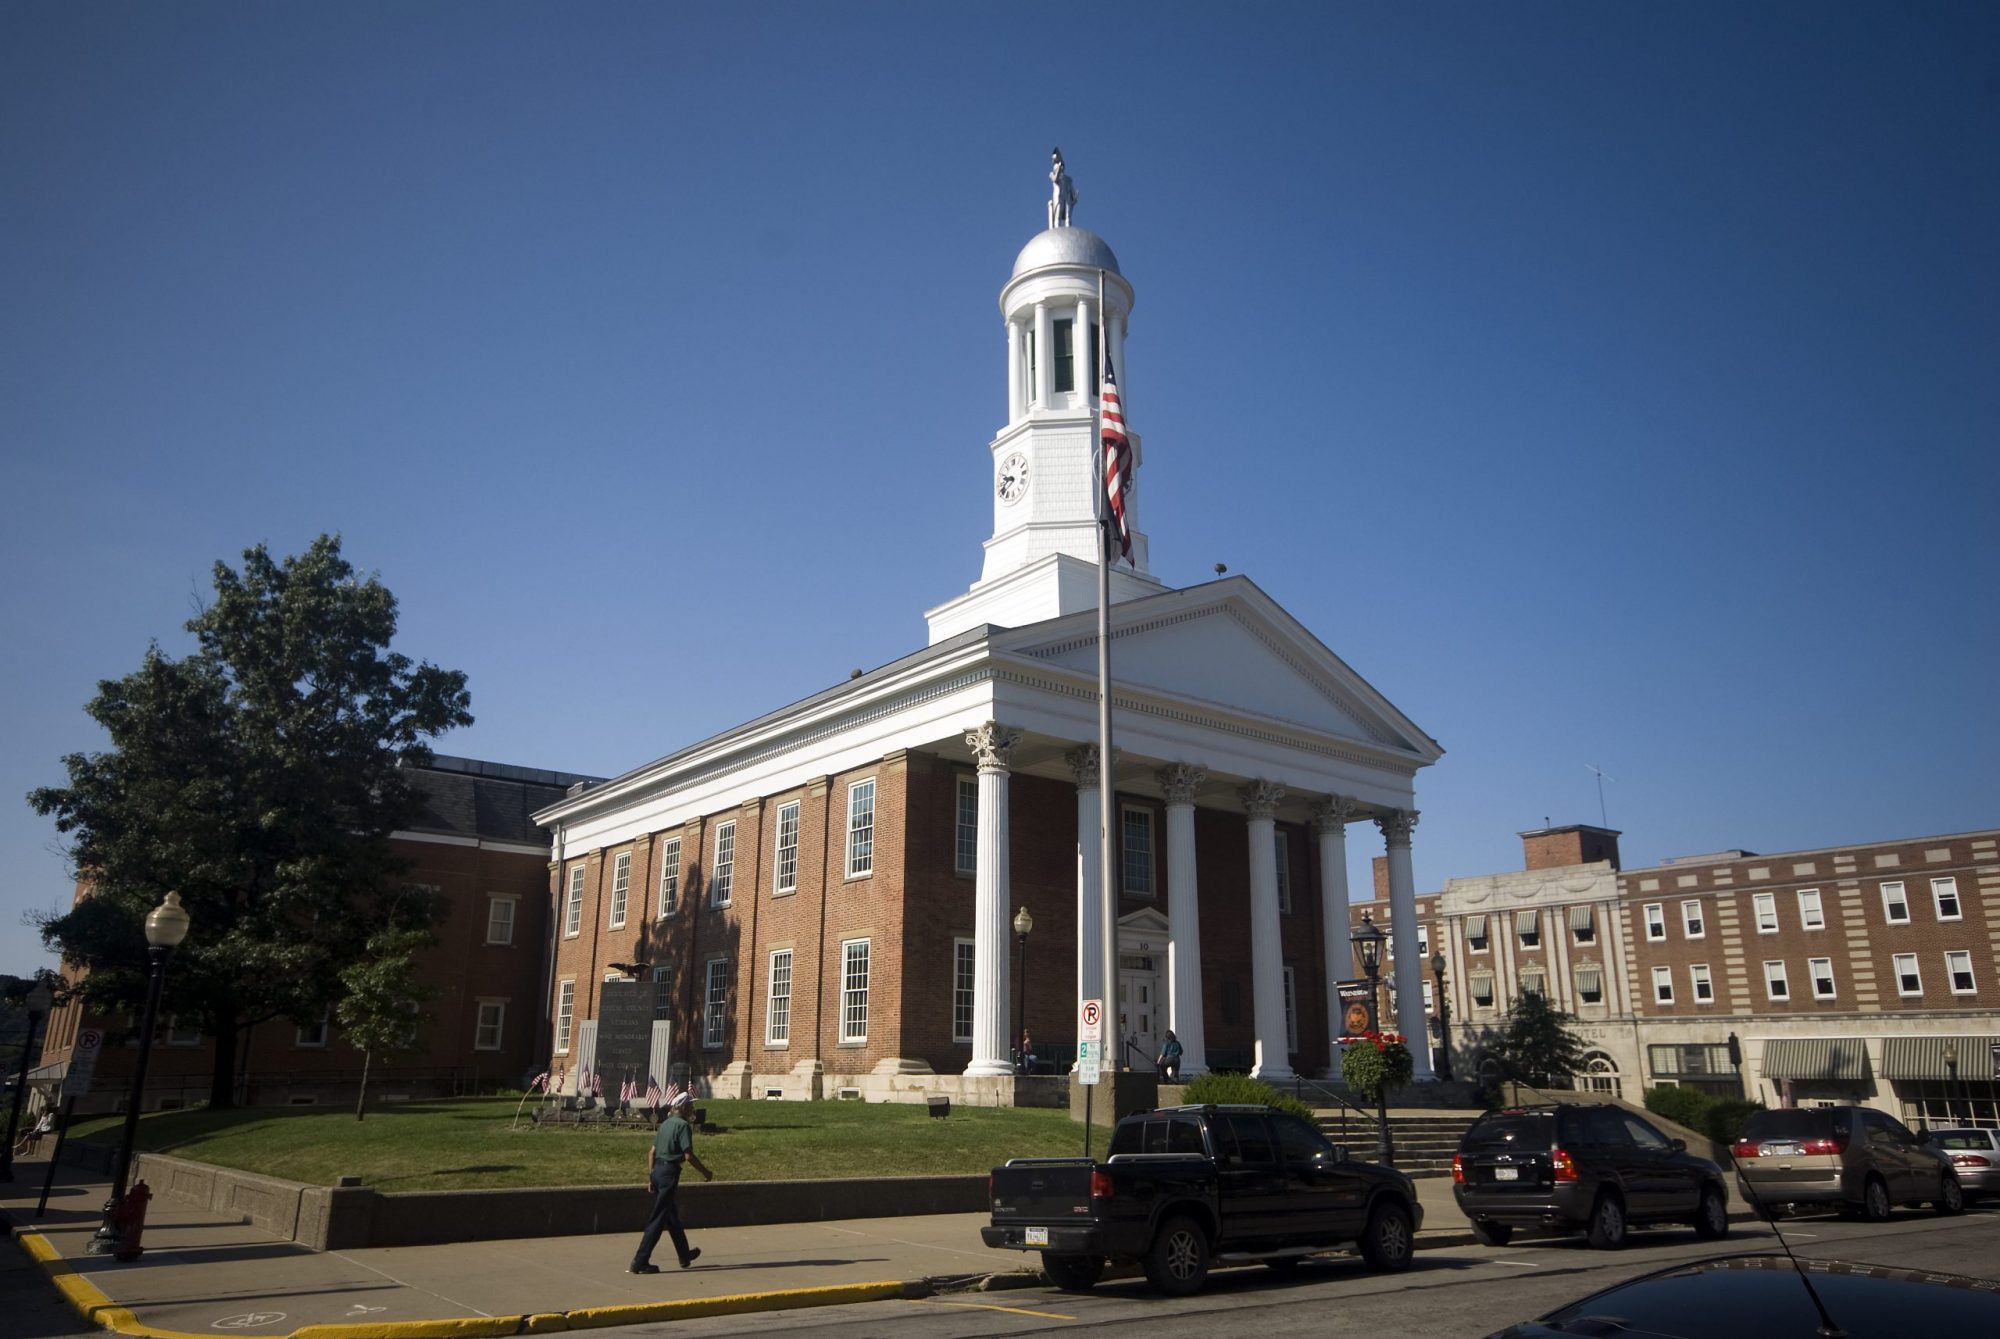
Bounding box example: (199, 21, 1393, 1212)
(926, 153, 1167, 644)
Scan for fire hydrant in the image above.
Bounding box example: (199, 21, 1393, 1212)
(112, 1180, 152, 1261)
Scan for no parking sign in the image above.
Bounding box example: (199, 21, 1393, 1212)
(67, 1027, 102, 1098)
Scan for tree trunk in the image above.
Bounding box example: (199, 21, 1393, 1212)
(355, 1049, 372, 1121)
(209, 1013, 239, 1109)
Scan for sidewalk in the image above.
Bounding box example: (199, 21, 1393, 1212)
(1, 1156, 1728, 1339)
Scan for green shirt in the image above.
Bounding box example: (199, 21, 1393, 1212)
(652, 1114, 694, 1165)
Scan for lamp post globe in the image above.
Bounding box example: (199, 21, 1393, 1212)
(1012, 907, 1033, 1073)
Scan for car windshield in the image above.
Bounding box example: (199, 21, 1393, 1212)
(1740, 1109, 1838, 1141)
(1463, 1112, 1553, 1150)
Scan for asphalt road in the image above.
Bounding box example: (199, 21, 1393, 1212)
(610, 1203, 2000, 1339)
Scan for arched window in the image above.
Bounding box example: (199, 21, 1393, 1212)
(1580, 1050, 1622, 1097)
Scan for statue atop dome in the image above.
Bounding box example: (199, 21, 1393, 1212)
(1048, 147, 1077, 228)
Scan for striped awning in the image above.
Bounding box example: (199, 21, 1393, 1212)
(1568, 905, 1594, 932)
(1761, 1038, 1869, 1082)
(1515, 909, 1539, 933)
(1575, 966, 1604, 995)
(1879, 1035, 2000, 1081)
(1465, 913, 1488, 939)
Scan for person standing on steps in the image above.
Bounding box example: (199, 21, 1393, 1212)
(629, 1090, 713, 1273)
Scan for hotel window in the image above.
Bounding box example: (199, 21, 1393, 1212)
(1516, 909, 1540, 948)
(485, 895, 517, 946)
(1520, 967, 1547, 998)
(658, 838, 681, 917)
(1881, 881, 1909, 924)
(1422, 979, 1435, 1012)
(1123, 805, 1155, 896)
(710, 821, 736, 906)
(1945, 950, 1976, 995)
(564, 864, 584, 938)
(1753, 893, 1778, 934)
(841, 939, 871, 1042)
(1690, 964, 1714, 1003)
(474, 1000, 505, 1051)
(1469, 971, 1495, 1007)
(296, 1009, 330, 1048)
(1763, 959, 1790, 1001)
(1466, 914, 1489, 953)
(952, 939, 976, 1043)
(702, 958, 729, 1047)
(766, 949, 792, 1045)
(1651, 966, 1674, 1005)
(1274, 831, 1292, 913)
(846, 779, 875, 877)
(1893, 953, 1922, 997)
(1569, 906, 1595, 944)
(774, 801, 800, 894)
(1417, 923, 1431, 956)
(555, 980, 575, 1054)
(1576, 966, 1604, 1004)
(1643, 903, 1666, 941)
(1681, 900, 1704, 938)
(651, 964, 675, 1019)
(1283, 966, 1298, 1052)
(1797, 888, 1824, 931)
(1932, 877, 1962, 921)
(609, 852, 631, 928)
(1808, 957, 1836, 1000)
(955, 777, 979, 875)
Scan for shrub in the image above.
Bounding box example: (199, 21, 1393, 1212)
(1642, 1084, 1712, 1131)
(1179, 1072, 1314, 1122)
(1340, 1031, 1415, 1102)
(1700, 1098, 1765, 1145)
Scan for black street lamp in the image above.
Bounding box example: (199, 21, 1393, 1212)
(1012, 906, 1033, 1073)
(1, 979, 55, 1182)
(1942, 1041, 1960, 1122)
(1429, 951, 1453, 1083)
(89, 891, 192, 1257)
(1350, 912, 1394, 1167)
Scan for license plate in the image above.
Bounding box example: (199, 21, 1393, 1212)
(1763, 1142, 1799, 1157)
(1025, 1226, 1049, 1246)
(1494, 1166, 1519, 1181)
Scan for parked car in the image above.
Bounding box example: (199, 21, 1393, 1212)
(983, 1103, 1422, 1295)
(1925, 1127, 2000, 1202)
(1483, 1253, 2000, 1339)
(1730, 1106, 1962, 1219)
(1451, 1103, 1730, 1249)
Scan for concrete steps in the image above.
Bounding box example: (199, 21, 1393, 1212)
(1314, 1109, 1481, 1178)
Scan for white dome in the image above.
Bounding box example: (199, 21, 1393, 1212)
(1011, 226, 1122, 278)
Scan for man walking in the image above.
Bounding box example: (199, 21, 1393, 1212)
(629, 1090, 713, 1273)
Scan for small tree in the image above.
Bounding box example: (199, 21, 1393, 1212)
(1489, 990, 1587, 1090)
(335, 924, 435, 1121)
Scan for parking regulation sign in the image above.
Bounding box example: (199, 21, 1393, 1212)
(1077, 1039, 1100, 1086)
(1079, 999, 1103, 1043)
(67, 1027, 103, 1098)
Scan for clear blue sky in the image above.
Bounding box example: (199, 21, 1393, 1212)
(4, 3, 1995, 976)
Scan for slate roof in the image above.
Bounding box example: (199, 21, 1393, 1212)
(403, 755, 602, 845)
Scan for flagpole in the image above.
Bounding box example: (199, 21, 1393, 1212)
(1094, 268, 1119, 1076)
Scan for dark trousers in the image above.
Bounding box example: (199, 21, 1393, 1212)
(632, 1163, 692, 1266)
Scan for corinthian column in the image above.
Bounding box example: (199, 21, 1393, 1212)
(1066, 745, 1105, 1033)
(1312, 795, 1361, 1077)
(965, 722, 1021, 1078)
(1376, 809, 1435, 1081)
(1241, 780, 1292, 1081)
(1159, 763, 1208, 1078)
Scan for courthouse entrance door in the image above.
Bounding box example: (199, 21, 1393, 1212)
(1119, 961, 1159, 1072)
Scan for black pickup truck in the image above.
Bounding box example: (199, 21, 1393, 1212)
(982, 1103, 1422, 1295)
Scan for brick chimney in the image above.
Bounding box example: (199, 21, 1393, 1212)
(1520, 824, 1622, 871)
(1371, 855, 1390, 899)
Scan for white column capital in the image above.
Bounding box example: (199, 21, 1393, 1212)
(1310, 794, 1362, 835)
(1375, 808, 1419, 848)
(1065, 743, 1105, 790)
(966, 721, 1021, 773)
(1156, 762, 1207, 806)
(1238, 779, 1286, 821)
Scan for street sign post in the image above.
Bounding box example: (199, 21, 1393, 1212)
(66, 1028, 102, 1099)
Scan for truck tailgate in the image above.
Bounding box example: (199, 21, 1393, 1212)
(991, 1158, 1097, 1222)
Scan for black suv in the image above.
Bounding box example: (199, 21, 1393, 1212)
(1452, 1104, 1730, 1248)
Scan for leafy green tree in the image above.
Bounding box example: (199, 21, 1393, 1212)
(29, 536, 472, 1108)
(1489, 989, 1588, 1089)
(336, 923, 435, 1121)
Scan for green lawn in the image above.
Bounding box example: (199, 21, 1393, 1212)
(67, 1097, 1089, 1191)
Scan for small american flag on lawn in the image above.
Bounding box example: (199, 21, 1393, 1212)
(620, 1075, 636, 1107)
(1100, 356, 1133, 564)
(527, 1070, 549, 1093)
(646, 1077, 665, 1111)
(591, 1070, 603, 1098)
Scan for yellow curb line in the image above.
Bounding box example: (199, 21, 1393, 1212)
(294, 1320, 524, 1339)
(17, 1231, 268, 1339)
(558, 1281, 917, 1330)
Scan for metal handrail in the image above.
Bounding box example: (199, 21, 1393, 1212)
(1292, 1076, 1386, 1147)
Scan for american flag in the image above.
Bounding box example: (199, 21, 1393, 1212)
(591, 1070, 604, 1098)
(646, 1077, 665, 1111)
(620, 1075, 636, 1107)
(1100, 357, 1133, 564)
(527, 1070, 549, 1093)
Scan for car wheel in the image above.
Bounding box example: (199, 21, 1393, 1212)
(1469, 1219, 1515, 1247)
(1360, 1200, 1415, 1272)
(1040, 1252, 1105, 1292)
(1935, 1175, 1964, 1217)
(1862, 1175, 1892, 1223)
(1693, 1187, 1729, 1240)
(1585, 1191, 1627, 1249)
(1143, 1215, 1211, 1296)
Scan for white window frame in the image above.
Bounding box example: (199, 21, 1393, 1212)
(1274, 831, 1291, 914)
(1881, 881, 1910, 924)
(840, 938, 871, 1043)
(1753, 892, 1779, 934)
(710, 821, 736, 907)
(952, 938, 977, 1043)
(1681, 899, 1704, 939)
(845, 779, 875, 878)
(954, 776, 979, 876)
(564, 864, 584, 938)
(1808, 957, 1836, 1000)
(1519, 967, 1546, 998)
(1644, 903, 1666, 942)
(774, 801, 800, 895)
(1932, 877, 1962, 922)
(609, 852, 631, 929)
(651, 964, 675, 1019)
(1469, 971, 1495, 1007)
(1467, 914, 1489, 954)
(765, 949, 792, 1045)
(474, 999, 506, 1051)
(1577, 967, 1604, 1004)
(555, 980, 575, 1054)
(1763, 959, 1790, 1001)
(1797, 888, 1824, 932)
(658, 837, 681, 917)
(1893, 952, 1922, 997)
(1417, 923, 1431, 957)
(1569, 908, 1595, 945)
(1516, 909, 1540, 948)
(485, 895, 517, 946)
(1690, 963, 1714, 1003)
(1422, 979, 1435, 1012)
(1651, 965, 1674, 1004)
(702, 957, 729, 1047)
(1122, 804, 1155, 898)
(296, 1009, 330, 1048)
(1282, 965, 1298, 1052)
(1945, 950, 1976, 996)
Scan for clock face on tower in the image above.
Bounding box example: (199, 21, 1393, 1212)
(996, 451, 1029, 504)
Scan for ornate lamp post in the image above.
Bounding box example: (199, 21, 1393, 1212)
(1942, 1041, 1959, 1122)
(89, 891, 192, 1257)
(1012, 906, 1033, 1073)
(1351, 912, 1393, 1167)
(1429, 951, 1453, 1083)
(1, 979, 55, 1182)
